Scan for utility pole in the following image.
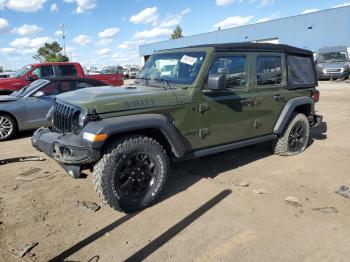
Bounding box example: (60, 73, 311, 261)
(60, 24, 66, 56)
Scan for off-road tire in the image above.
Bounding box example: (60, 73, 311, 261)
(272, 113, 310, 156)
(0, 113, 17, 141)
(92, 135, 170, 212)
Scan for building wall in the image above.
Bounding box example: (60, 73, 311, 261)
(139, 6, 350, 57)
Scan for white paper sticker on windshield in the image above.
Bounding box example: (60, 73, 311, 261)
(180, 55, 197, 66)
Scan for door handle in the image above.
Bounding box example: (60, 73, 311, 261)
(273, 94, 284, 101)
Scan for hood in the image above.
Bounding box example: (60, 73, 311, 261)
(0, 78, 20, 90)
(318, 61, 349, 69)
(57, 85, 181, 114)
(0, 95, 20, 102)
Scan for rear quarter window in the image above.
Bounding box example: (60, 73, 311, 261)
(58, 65, 78, 76)
(287, 55, 316, 87)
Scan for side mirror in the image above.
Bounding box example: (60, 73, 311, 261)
(207, 73, 226, 91)
(33, 91, 44, 98)
(26, 73, 38, 81)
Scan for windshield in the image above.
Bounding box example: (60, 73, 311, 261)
(138, 51, 206, 85)
(317, 52, 348, 63)
(11, 79, 48, 97)
(14, 65, 32, 78)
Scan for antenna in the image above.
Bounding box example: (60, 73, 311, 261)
(60, 24, 66, 56)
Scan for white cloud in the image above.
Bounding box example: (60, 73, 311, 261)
(181, 8, 191, 15)
(333, 2, 350, 8)
(0, 47, 16, 55)
(95, 48, 110, 56)
(301, 8, 319, 14)
(4, 0, 47, 12)
(117, 41, 132, 49)
(12, 24, 42, 36)
(160, 8, 191, 28)
(10, 37, 30, 48)
(50, 3, 58, 12)
(21, 48, 36, 55)
(98, 27, 120, 38)
(97, 38, 112, 45)
(0, 18, 9, 33)
(216, 0, 235, 6)
(10, 36, 53, 48)
(130, 7, 158, 25)
(30, 36, 53, 48)
(133, 27, 172, 39)
(63, 0, 96, 14)
(259, 0, 275, 7)
(54, 30, 63, 36)
(214, 15, 254, 30)
(73, 34, 91, 45)
(256, 11, 280, 23)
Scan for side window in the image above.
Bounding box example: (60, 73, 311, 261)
(257, 56, 282, 86)
(39, 82, 59, 96)
(287, 55, 316, 87)
(77, 81, 96, 89)
(61, 81, 78, 92)
(32, 65, 55, 78)
(209, 56, 247, 89)
(59, 65, 77, 76)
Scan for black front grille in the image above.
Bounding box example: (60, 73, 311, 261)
(52, 100, 80, 133)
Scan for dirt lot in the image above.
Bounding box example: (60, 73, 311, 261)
(1, 81, 350, 262)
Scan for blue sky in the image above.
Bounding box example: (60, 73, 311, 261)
(0, 0, 349, 70)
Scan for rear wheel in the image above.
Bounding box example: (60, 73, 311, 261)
(93, 135, 170, 212)
(272, 113, 310, 156)
(0, 114, 17, 141)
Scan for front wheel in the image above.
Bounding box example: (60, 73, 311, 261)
(0, 114, 17, 141)
(272, 113, 310, 156)
(93, 135, 170, 212)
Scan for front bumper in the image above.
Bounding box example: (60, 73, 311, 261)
(317, 70, 349, 79)
(32, 128, 101, 178)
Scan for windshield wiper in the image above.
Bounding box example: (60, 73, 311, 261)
(136, 77, 149, 86)
(153, 78, 172, 90)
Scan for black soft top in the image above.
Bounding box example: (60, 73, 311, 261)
(186, 43, 313, 56)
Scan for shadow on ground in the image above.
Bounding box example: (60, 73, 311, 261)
(44, 121, 328, 261)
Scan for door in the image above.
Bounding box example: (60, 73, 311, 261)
(198, 53, 256, 148)
(246, 53, 288, 137)
(23, 82, 60, 127)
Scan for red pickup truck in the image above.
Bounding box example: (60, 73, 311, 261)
(0, 62, 124, 94)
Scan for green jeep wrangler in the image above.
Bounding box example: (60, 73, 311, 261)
(32, 43, 322, 212)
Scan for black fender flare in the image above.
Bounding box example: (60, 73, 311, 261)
(82, 114, 187, 158)
(273, 97, 315, 134)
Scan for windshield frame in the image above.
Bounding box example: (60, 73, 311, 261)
(13, 65, 33, 78)
(10, 79, 49, 97)
(137, 49, 209, 87)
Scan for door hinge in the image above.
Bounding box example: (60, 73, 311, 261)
(199, 128, 210, 139)
(254, 119, 263, 128)
(199, 103, 209, 113)
(254, 97, 263, 107)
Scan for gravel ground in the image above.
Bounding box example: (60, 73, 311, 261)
(1, 81, 350, 262)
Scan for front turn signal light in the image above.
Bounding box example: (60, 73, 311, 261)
(83, 132, 108, 142)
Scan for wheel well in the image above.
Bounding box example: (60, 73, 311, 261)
(294, 104, 311, 116)
(102, 128, 174, 158)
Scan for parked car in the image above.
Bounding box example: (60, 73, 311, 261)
(101, 66, 124, 75)
(316, 46, 350, 80)
(0, 71, 14, 79)
(0, 77, 106, 141)
(123, 66, 139, 79)
(0, 62, 124, 94)
(32, 43, 322, 213)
